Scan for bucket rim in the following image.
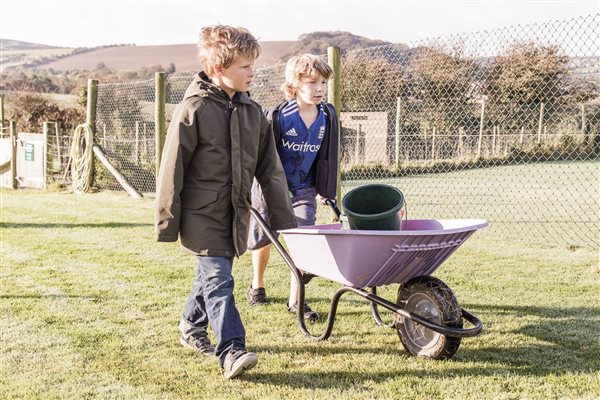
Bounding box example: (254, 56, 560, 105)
(342, 184, 404, 220)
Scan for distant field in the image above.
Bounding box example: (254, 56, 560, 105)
(38, 41, 296, 72)
(0, 48, 74, 69)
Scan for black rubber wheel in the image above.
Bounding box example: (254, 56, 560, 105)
(395, 276, 463, 360)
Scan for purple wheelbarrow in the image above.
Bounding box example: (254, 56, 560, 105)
(250, 201, 488, 360)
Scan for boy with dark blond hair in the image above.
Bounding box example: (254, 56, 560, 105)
(155, 25, 296, 379)
(247, 54, 340, 321)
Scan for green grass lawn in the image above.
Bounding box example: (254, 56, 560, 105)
(1, 189, 599, 399)
(342, 160, 600, 248)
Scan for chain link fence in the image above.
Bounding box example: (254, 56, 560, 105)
(339, 14, 599, 247)
(94, 79, 157, 192)
(90, 14, 599, 247)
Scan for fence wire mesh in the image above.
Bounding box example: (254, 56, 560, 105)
(95, 79, 157, 193)
(339, 14, 599, 247)
(44, 121, 72, 186)
(91, 14, 599, 247)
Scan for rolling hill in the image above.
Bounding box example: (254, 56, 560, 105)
(11, 42, 297, 72)
(2, 31, 395, 72)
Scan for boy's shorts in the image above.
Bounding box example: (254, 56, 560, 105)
(247, 180, 317, 250)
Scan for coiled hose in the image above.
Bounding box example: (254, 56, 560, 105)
(70, 123, 94, 194)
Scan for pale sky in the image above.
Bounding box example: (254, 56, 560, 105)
(1, 0, 598, 48)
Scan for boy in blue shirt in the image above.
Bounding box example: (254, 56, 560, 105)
(247, 54, 340, 321)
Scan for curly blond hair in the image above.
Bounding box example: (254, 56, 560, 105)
(281, 54, 334, 99)
(198, 25, 261, 76)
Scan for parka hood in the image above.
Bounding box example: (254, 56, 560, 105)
(183, 71, 252, 105)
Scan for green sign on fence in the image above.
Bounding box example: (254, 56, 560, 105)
(24, 143, 34, 162)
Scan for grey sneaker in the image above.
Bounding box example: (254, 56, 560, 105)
(222, 349, 258, 379)
(247, 287, 269, 306)
(287, 302, 319, 322)
(180, 332, 215, 356)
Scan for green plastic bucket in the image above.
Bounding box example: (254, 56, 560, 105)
(341, 184, 405, 230)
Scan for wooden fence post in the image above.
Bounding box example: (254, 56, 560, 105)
(395, 97, 402, 167)
(10, 121, 17, 189)
(0, 94, 4, 132)
(537, 102, 544, 144)
(327, 46, 341, 202)
(477, 98, 485, 159)
(155, 72, 166, 182)
(54, 122, 62, 167)
(135, 121, 140, 164)
(86, 79, 98, 182)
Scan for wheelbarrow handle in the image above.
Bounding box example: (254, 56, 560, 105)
(324, 198, 342, 219)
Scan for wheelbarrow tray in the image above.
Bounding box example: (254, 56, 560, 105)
(280, 219, 488, 288)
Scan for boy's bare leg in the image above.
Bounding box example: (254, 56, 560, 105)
(247, 245, 271, 306)
(289, 271, 298, 306)
(288, 269, 319, 322)
(251, 244, 271, 289)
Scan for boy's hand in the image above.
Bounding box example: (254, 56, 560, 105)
(316, 195, 332, 205)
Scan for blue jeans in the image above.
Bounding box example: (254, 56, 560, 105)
(180, 256, 246, 364)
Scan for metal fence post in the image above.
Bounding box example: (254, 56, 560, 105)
(155, 72, 166, 182)
(431, 126, 437, 161)
(477, 98, 485, 158)
(395, 97, 402, 167)
(580, 104, 586, 143)
(355, 124, 362, 164)
(327, 46, 342, 202)
(537, 102, 544, 144)
(477, 98, 485, 159)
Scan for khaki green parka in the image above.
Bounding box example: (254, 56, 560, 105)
(154, 72, 297, 257)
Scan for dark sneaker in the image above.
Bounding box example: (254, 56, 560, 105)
(180, 332, 215, 356)
(247, 287, 269, 306)
(287, 302, 319, 322)
(222, 349, 258, 379)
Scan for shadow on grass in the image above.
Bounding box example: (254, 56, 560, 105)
(244, 303, 599, 387)
(1, 222, 152, 228)
(0, 294, 104, 300)
(242, 346, 598, 388)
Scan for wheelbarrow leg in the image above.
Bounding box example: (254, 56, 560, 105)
(370, 287, 396, 328)
(250, 207, 345, 340)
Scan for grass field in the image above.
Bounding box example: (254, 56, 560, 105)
(1, 186, 598, 399)
(1, 48, 74, 69)
(342, 160, 600, 247)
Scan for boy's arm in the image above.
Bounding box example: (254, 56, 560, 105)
(154, 101, 199, 242)
(254, 112, 297, 231)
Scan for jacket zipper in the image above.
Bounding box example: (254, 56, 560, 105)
(228, 98, 239, 257)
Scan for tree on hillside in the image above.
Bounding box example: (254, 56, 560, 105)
(483, 42, 570, 129)
(407, 46, 475, 133)
(341, 57, 408, 112)
(280, 31, 397, 61)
